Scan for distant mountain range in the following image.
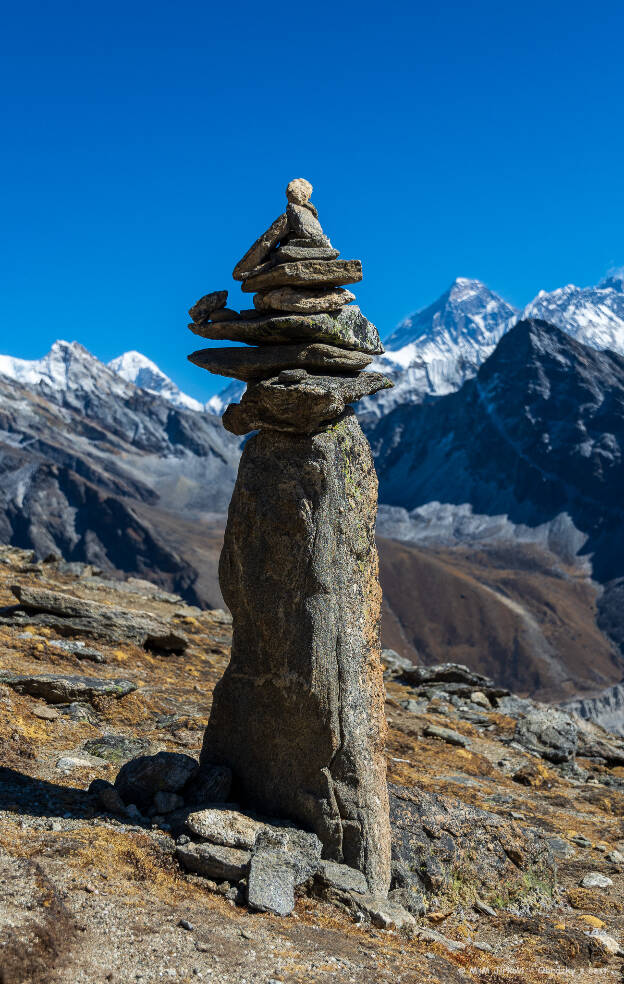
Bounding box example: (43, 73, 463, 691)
(363, 271, 624, 417)
(130, 271, 622, 419)
(13, 271, 614, 422)
(0, 340, 241, 605)
(1, 274, 624, 706)
(367, 318, 624, 583)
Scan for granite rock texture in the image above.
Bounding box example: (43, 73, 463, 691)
(241, 259, 362, 293)
(222, 376, 392, 436)
(232, 213, 288, 281)
(253, 286, 355, 313)
(200, 411, 391, 894)
(190, 305, 383, 355)
(188, 342, 371, 382)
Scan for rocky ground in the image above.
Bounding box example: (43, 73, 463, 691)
(1, 546, 624, 983)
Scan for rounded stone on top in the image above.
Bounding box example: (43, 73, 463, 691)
(286, 178, 313, 205)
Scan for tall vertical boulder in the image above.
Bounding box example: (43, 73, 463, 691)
(188, 178, 393, 895)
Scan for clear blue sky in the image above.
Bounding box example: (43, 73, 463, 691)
(1, 0, 623, 400)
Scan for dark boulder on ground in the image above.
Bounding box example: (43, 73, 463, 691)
(114, 752, 199, 811)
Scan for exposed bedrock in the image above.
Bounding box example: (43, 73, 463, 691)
(200, 410, 391, 894)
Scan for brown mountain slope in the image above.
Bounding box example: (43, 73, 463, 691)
(120, 506, 621, 703)
(379, 537, 622, 702)
(1, 548, 624, 983)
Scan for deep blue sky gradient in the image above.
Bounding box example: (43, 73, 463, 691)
(1, 0, 623, 399)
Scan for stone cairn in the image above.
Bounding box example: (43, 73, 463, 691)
(187, 178, 393, 896)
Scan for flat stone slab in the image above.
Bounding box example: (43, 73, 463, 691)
(114, 751, 199, 809)
(0, 672, 136, 704)
(223, 374, 392, 436)
(354, 894, 416, 931)
(10, 584, 188, 652)
(176, 842, 251, 881)
(241, 259, 362, 293)
(186, 808, 264, 849)
(254, 287, 355, 313)
(316, 860, 368, 894)
(189, 305, 383, 355)
(273, 245, 339, 263)
(233, 213, 288, 281)
(424, 724, 471, 748)
(188, 342, 372, 382)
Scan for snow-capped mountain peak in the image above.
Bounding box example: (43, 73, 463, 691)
(0, 341, 209, 415)
(0, 340, 134, 402)
(361, 278, 519, 418)
(521, 277, 624, 355)
(108, 351, 204, 413)
(0, 339, 94, 391)
(384, 277, 517, 357)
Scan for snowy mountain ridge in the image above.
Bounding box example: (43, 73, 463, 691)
(521, 275, 624, 355)
(361, 271, 624, 417)
(108, 350, 205, 413)
(3, 270, 622, 418)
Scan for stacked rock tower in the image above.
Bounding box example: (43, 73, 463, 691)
(188, 178, 392, 895)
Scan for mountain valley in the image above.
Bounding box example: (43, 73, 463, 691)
(1, 273, 624, 718)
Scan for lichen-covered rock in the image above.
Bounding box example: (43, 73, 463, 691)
(222, 374, 392, 436)
(189, 305, 383, 354)
(188, 342, 371, 382)
(389, 784, 556, 912)
(200, 411, 391, 894)
(241, 259, 361, 293)
(253, 286, 355, 313)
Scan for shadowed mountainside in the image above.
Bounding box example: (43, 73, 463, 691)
(367, 319, 624, 585)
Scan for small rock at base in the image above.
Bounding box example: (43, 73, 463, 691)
(580, 873, 613, 888)
(606, 849, 624, 864)
(247, 850, 296, 916)
(176, 842, 250, 881)
(31, 704, 60, 720)
(355, 893, 416, 931)
(286, 178, 313, 204)
(424, 724, 471, 748)
(114, 752, 199, 811)
(178, 919, 194, 931)
(89, 778, 127, 814)
(316, 860, 368, 895)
